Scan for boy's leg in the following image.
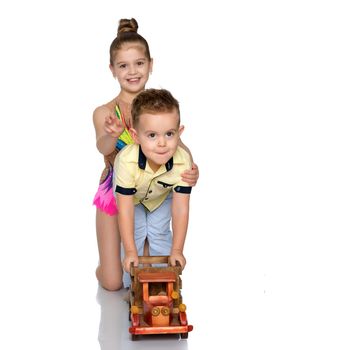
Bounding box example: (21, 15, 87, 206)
(146, 193, 172, 257)
(134, 204, 148, 255)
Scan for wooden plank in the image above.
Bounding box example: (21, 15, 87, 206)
(138, 271, 177, 283)
(138, 256, 169, 265)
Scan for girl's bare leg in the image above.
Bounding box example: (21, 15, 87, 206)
(95, 209, 123, 291)
(143, 238, 149, 255)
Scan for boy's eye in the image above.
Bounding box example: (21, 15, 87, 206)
(137, 61, 144, 66)
(119, 64, 126, 69)
(148, 133, 156, 138)
(166, 131, 175, 137)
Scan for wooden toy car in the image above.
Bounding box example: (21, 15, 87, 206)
(128, 255, 193, 340)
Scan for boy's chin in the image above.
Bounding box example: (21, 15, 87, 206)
(149, 155, 172, 169)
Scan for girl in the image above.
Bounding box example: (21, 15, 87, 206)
(93, 18, 199, 291)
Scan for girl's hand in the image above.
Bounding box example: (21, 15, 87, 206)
(181, 163, 199, 187)
(104, 113, 125, 138)
(170, 250, 186, 270)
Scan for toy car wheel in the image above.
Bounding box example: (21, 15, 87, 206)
(180, 333, 188, 339)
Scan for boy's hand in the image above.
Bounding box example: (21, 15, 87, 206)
(170, 250, 186, 270)
(123, 253, 138, 273)
(104, 113, 125, 138)
(181, 163, 199, 187)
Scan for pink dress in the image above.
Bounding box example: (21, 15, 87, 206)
(93, 99, 133, 216)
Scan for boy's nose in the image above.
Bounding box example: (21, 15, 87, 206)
(158, 137, 166, 146)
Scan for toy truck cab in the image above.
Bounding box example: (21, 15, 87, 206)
(129, 256, 193, 340)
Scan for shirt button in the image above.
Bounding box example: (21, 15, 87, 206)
(148, 190, 152, 194)
(144, 197, 149, 200)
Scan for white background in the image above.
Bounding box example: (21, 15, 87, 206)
(0, 0, 349, 349)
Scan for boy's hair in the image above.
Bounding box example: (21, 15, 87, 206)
(110, 18, 151, 65)
(131, 89, 180, 128)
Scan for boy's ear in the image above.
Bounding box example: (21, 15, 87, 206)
(178, 125, 185, 137)
(130, 128, 140, 144)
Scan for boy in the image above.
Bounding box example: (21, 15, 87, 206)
(114, 88, 192, 277)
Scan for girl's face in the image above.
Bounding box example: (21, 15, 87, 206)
(110, 44, 153, 96)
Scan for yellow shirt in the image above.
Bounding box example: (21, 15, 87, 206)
(114, 144, 192, 212)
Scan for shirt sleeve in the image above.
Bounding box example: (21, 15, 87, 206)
(172, 149, 192, 194)
(114, 149, 137, 195)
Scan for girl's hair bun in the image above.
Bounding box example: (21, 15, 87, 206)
(109, 18, 150, 65)
(117, 18, 138, 34)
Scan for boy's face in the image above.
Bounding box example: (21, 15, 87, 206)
(131, 110, 184, 172)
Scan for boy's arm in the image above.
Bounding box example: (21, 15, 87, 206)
(179, 139, 199, 187)
(178, 139, 193, 162)
(170, 192, 190, 268)
(116, 193, 138, 273)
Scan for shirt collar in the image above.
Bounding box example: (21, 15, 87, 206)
(138, 146, 174, 171)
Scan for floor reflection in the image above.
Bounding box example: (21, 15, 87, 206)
(96, 285, 189, 350)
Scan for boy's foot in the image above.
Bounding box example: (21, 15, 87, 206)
(122, 288, 130, 303)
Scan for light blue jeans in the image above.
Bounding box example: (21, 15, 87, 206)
(122, 193, 172, 287)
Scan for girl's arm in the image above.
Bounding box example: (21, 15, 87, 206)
(93, 106, 124, 155)
(170, 192, 190, 268)
(116, 193, 138, 272)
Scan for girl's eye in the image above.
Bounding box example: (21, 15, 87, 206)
(137, 61, 144, 66)
(166, 131, 175, 137)
(148, 133, 156, 138)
